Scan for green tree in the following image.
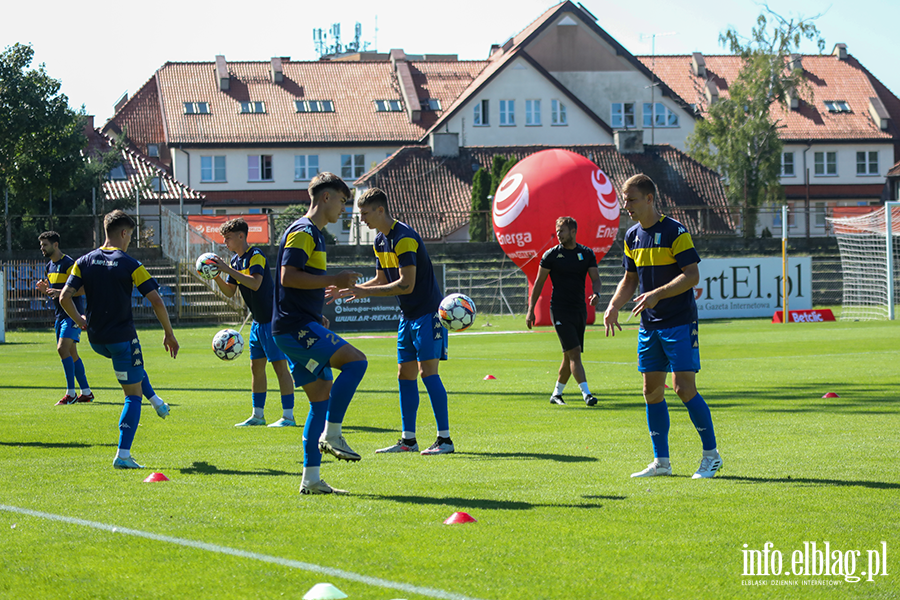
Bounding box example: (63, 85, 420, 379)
(469, 168, 492, 241)
(687, 9, 824, 238)
(488, 155, 508, 198)
(274, 204, 336, 245)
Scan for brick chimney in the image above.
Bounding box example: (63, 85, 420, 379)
(215, 55, 230, 91)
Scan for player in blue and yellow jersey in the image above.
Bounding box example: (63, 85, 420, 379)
(211, 218, 296, 428)
(60, 210, 179, 470)
(272, 173, 368, 495)
(526, 216, 602, 407)
(604, 174, 722, 479)
(34, 231, 94, 405)
(331, 187, 454, 455)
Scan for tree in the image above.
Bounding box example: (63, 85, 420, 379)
(687, 8, 824, 238)
(469, 168, 492, 241)
(274, 204, 336, 245)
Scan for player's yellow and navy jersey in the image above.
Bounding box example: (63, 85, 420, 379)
(65, 247, 159, 344)
(623, 215, 701, 330)
(539, 243, 598, 313)
(226, 247, 273, 324)
(374, 220, 442, 320)
(273, 217, 327, 334)
(47, 254, 84, 320)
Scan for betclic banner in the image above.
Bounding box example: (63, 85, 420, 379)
(696, 257, 812, 320)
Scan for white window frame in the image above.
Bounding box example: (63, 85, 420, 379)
(551, 99, 567, 126)
(525, 99, 541, 126)
(824, 100, 851, 113)
(341, 154, 365, 180)
(856, 151, 879, 176)
(294, 155, 320, 181)
(611, 102, 636, 129)
(200, 156, 226, 183)
(499, 99, 515, 126)
(421, 98, 441, 111)
(375, 100, 403, 112)
(473, 99, 489, 126)
(248, 155, 273, 182)
(814, 151, 838, 177)
(296, 100, 334, 113)
(643, 102, 679, 128)
(814, 202, 827, 227)
(183, 102, 209, 114)
(781, 152, 795, 177)
(240, 101, 266, 114)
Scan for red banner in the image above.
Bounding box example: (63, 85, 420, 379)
(187, 215, 270, 244)
(772, 309, 835, 323)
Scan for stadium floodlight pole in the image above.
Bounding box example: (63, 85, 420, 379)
(782, 204, 789, 323)
(886, 201, 900, 320)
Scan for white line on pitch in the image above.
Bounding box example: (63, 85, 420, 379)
(0, 504, 487, 600)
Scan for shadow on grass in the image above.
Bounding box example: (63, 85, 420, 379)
(342, 425, 396, 434)
(455, 451, 598, 463)
(178, 461, 298, 477)
(355, 493, 624, 511)
(0, 441, 116, 449)
(718, 475, 900, 490)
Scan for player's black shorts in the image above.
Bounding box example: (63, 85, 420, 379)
(551, 307, 586, 352)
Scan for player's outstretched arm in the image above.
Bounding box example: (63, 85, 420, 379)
(281, 265, 360, 290)
(146, 290, 179, 358)
(525, 267, 550, 330)
(59, 284, 87, 329)
(345, 265, 416, 299)
(211, 256, 260, 293)
(604, 272, 638, 337)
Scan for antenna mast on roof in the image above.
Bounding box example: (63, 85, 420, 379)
(640, 31, 676, 146)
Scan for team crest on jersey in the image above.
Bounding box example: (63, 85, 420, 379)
(654, 233, 661, 245)
(577, 253, 583, 260)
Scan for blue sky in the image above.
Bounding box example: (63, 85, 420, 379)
(3, 0, 896, 123)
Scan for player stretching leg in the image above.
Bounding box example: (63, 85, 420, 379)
(272, 173, 368, 495)
(60, 211, 179, 469)
(603, 174, 722, 479)
(331, 187, 454, 455)
(36, 232, 94, 405)
(526, 217, 602, 407)
(211, 218, 296, 428)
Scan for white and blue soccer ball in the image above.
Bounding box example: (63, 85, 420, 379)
(195, 252, 220, 279)
(212, 328, 244, 360)
(439, 293, 477, 332)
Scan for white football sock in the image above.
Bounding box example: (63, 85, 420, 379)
(702, 448, 719, 458)
(553, 381, 566, 396)
(301, 466, 320, 485)
(578, 382, 591, 398)
(325, 421, 342, 438)
(402, 431, 416, 440)
(148, 394, 164, 409)
(66, 389, 76, 398)
(117, 449, 131, 459)
(282, 408, 294, 421)
(81, 387, 92, 396)
(252, 406, 264, 419)
(656, 457, 671, 467)
(438, 430, 450, 438)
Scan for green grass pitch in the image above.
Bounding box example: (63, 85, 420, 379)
(1, 315, 898, 599)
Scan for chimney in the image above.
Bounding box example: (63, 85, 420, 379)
(786, 87, 799, 110)
(390, 49, 422, 123)
(501, 37, 514, 53)
(704, 80, 719, 105)
(489, 44, 501, 57)
(83, 115, 95, 136)
(113, 92, 128, 113)
(615, 129, 644, 154)
(691, 52, 706, 77)
(215, 55, 230, 91)
(270, 57, 284, 83)
(789, 53, 803, 72)
(430, 132, 459, 157)
(869, 96, 890, 130)
(832, 43, 847, 60)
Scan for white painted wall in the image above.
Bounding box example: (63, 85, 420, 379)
(780, 142, 893, 184)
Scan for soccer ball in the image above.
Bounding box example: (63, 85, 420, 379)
(439, 293, 477, 332)
(212, 329, 244, 360)
(195, 252, 220, 279)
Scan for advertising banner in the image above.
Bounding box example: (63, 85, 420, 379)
(187, 214, 270, 244)
(696, 257, 812, 320)
(322, 267, 403, 333)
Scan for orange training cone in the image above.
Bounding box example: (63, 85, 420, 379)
(143, 473, 169, 483)
(483, 375, 496, 380)
(822, 392, 840, 399)
(444, 511, 477, 524)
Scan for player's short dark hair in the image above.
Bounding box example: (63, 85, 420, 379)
(357, 187, 389, 213)
(556, 216, 577, 231)
(103, 210, 135, 235)
(38, 231, 61, 245)
(624, 173, 657, 199)
(220, 217, 248, 236)
(308, 172, 351, 201)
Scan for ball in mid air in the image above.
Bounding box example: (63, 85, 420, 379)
(439, 293, 477, 332)
(212, 328, 244, 360)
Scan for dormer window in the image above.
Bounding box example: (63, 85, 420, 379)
(824, 100, 851, 113)
(184, 102, 210, 114)
(295, 100, 335, 113)
(147, 144, 159, 157)
(375, 100, 403, 112)
(240, 101, 266, 114)
(421, 98, 441, 111)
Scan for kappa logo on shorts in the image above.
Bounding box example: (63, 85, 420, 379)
(132, 338, 138, 344)
(134, 359, 142, 367)
(133, 348, 141, 355)
(305, 338, 316, 348)
(693, 341, 699, 348)
(298, 329, 308, 338)
(434, 332, 442, 340)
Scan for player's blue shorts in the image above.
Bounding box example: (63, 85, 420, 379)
(249, 320, 288, 363)
(398, 311, 448, 364)
(90, 337, 144, 385)
(55, 317, 81, 343)
(637, 321, 700, 373)
(274, 322, 348, 387)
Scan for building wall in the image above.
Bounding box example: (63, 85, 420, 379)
(780, 142, 893, 186)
